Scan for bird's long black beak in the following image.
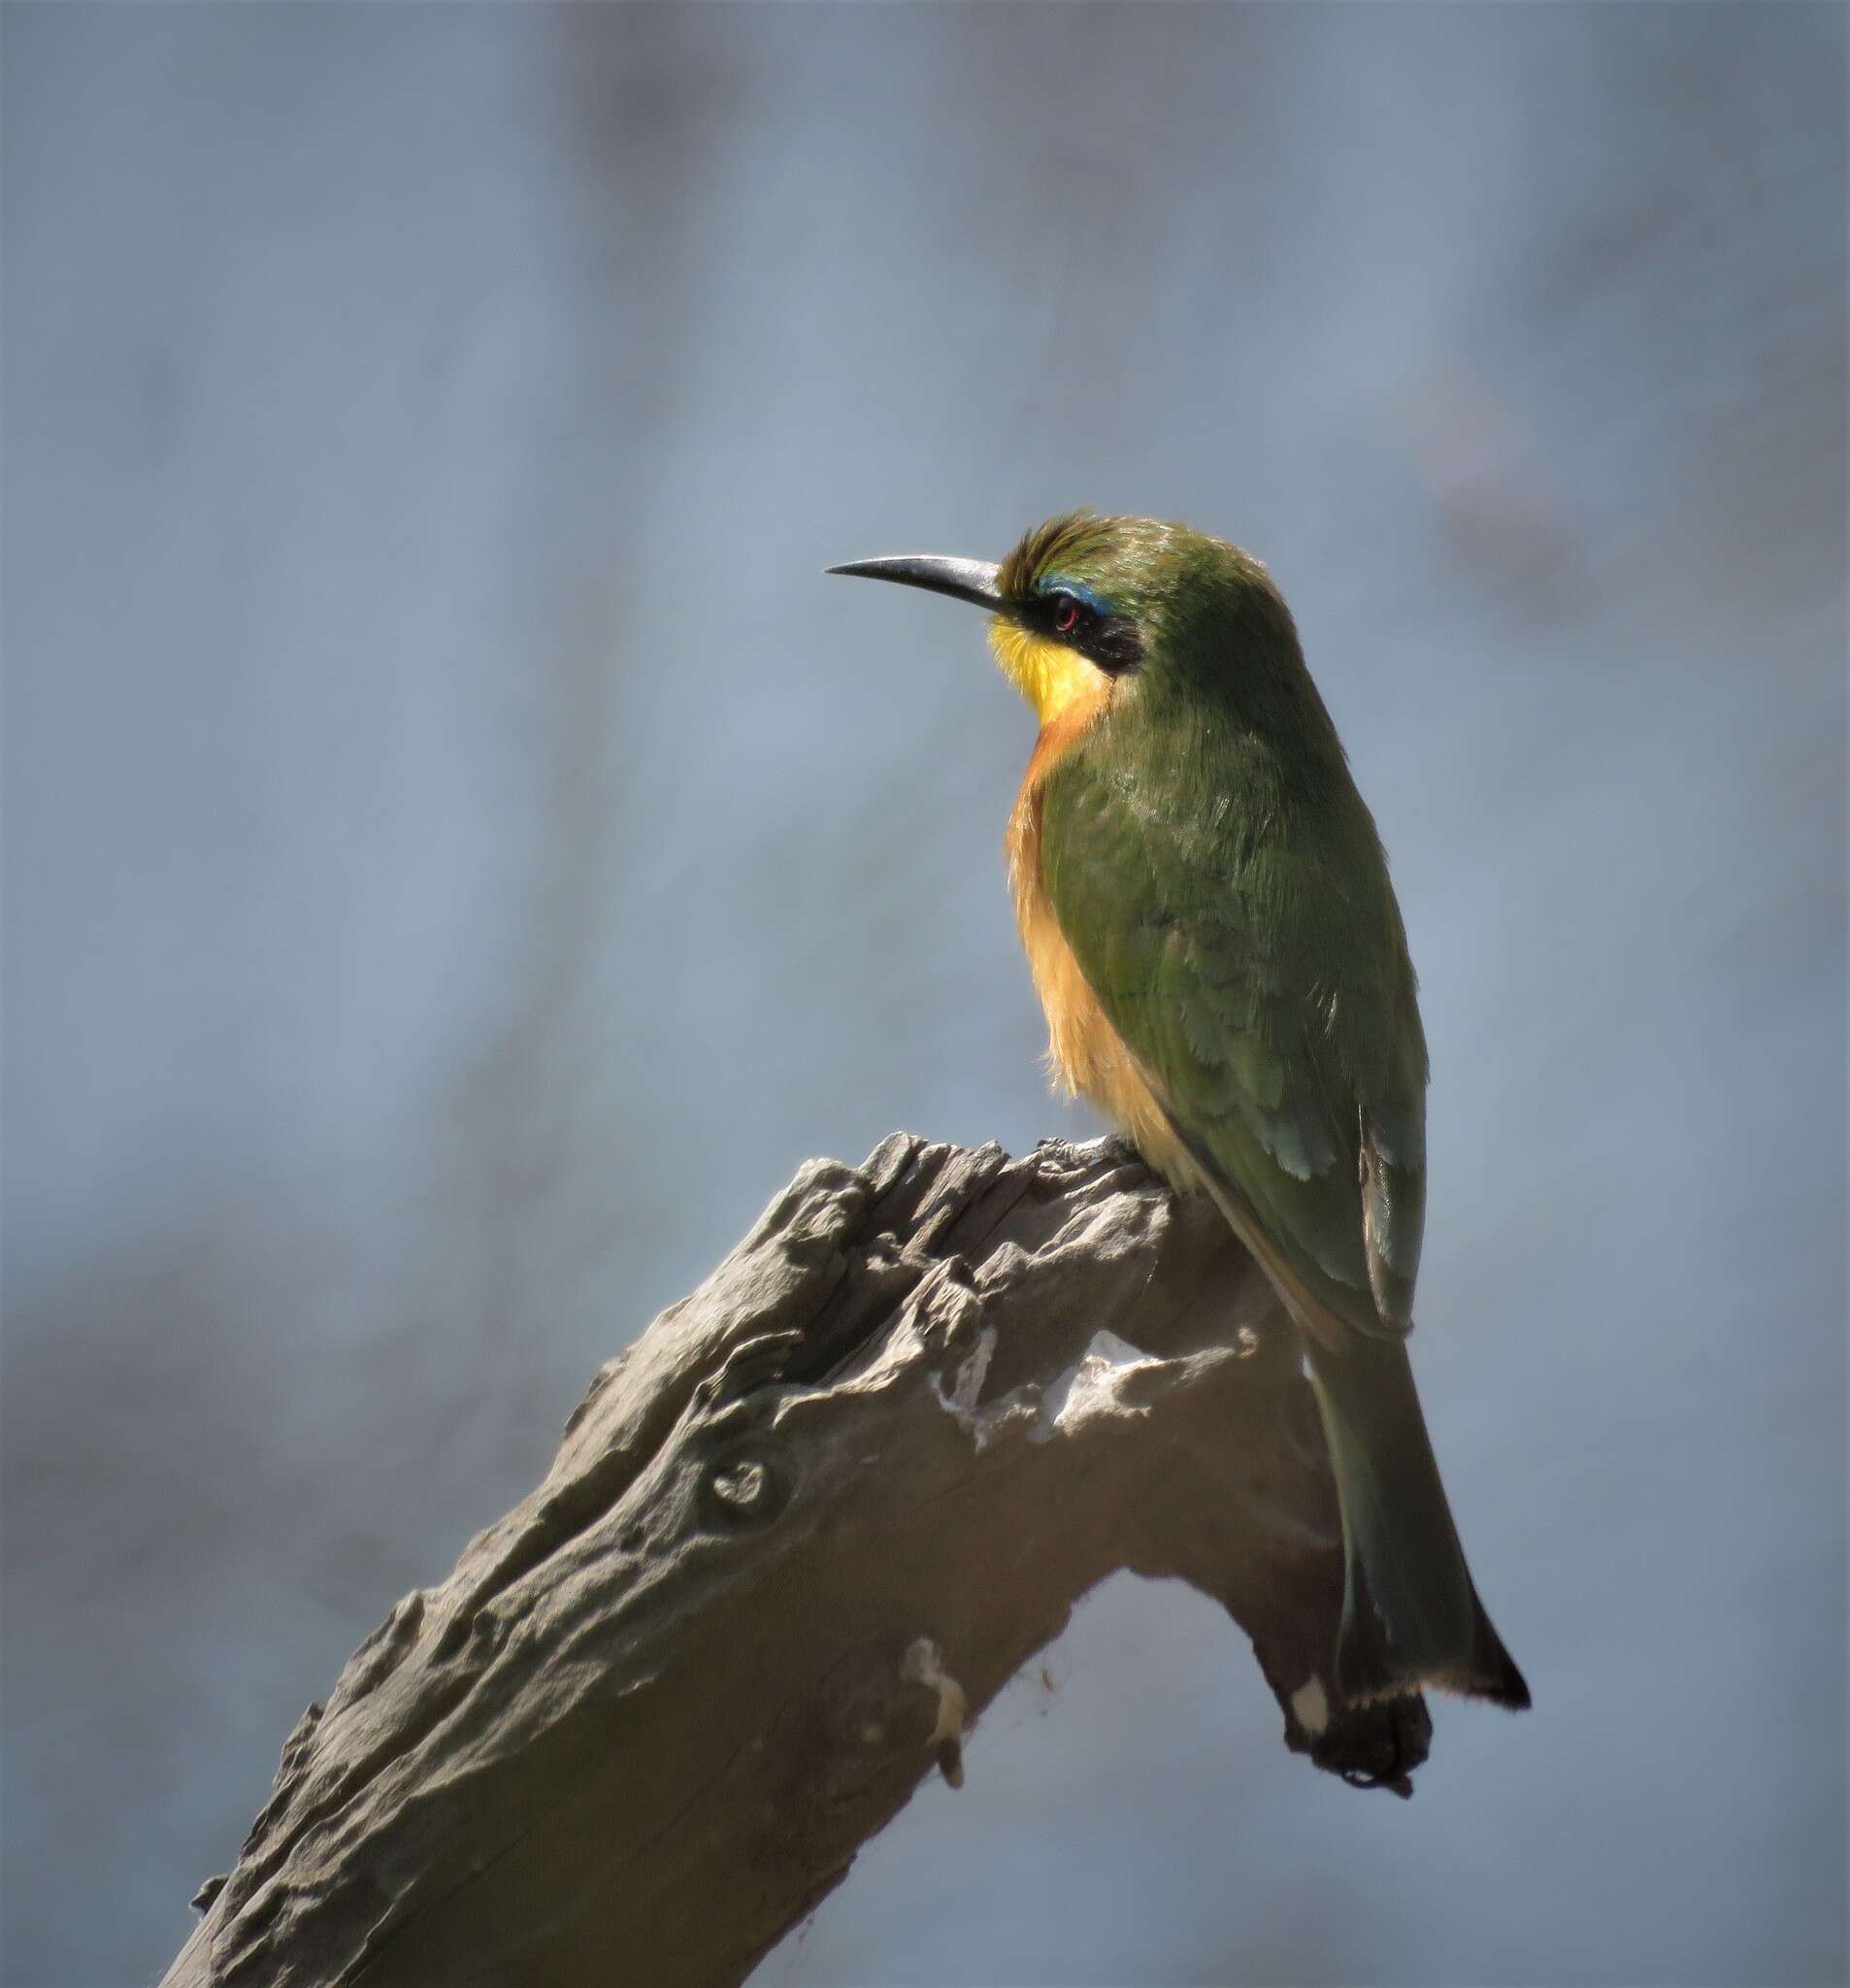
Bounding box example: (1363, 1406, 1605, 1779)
(826, 553, 1007, 614)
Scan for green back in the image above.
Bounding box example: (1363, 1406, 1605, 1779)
(1033, 524, 1429, 1339)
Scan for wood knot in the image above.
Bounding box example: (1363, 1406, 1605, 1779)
(701, 1446, 789, 1528)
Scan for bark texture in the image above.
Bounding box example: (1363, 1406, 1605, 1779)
(164, 1133, 1432, 1988)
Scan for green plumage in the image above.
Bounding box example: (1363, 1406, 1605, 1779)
(1024, 515, 1528, 1710)
(832, 510, 1529, 1713)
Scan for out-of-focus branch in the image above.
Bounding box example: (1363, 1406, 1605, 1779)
(162, 1134, 1430, 1988)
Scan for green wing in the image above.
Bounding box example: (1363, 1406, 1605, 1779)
(1039, 741, 1429, 1342)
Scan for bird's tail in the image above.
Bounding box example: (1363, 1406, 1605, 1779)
(1305, 1335, 1530, 1710)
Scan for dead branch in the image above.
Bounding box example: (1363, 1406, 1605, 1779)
(163, 1134, 1429, 1988)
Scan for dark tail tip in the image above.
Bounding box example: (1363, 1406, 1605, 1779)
(1336, 1560, 1533, 1711)
(1473, 1601, 1532, 1710)
(1307, 1336, 1532, 1713)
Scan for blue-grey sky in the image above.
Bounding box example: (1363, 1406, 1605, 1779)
(4, 7, 1844, 1985)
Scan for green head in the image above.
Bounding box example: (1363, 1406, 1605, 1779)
(830, 511, 1306, 731)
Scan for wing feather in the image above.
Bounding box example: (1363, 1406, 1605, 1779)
(1038, 739, 1426, 1342)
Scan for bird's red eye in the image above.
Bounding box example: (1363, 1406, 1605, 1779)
(1053, 594, 1081, 633)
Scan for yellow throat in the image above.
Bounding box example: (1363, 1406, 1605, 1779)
(988, 617, 1108, 726)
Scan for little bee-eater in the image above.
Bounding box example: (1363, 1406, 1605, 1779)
(830, 513, 1529, 1712)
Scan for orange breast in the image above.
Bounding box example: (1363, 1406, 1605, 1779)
(1006, 707, 1204, 1194)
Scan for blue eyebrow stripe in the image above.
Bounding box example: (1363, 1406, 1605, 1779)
(1039, 575, 1112, 616)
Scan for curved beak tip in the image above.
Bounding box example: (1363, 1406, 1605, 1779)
(826, 553, 1006, 613)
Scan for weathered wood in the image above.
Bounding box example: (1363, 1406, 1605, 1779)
(163, 1133, 1430, 1988)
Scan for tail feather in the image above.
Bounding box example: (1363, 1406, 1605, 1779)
(1306, 1335, 1530, 1711)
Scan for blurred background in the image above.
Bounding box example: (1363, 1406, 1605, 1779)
(3, 6, 1844, 1985)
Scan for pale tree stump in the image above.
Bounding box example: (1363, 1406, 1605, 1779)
(163, 1134, 1431, 1988)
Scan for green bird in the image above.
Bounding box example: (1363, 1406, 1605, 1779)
(831, 512, 1529, 1712)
